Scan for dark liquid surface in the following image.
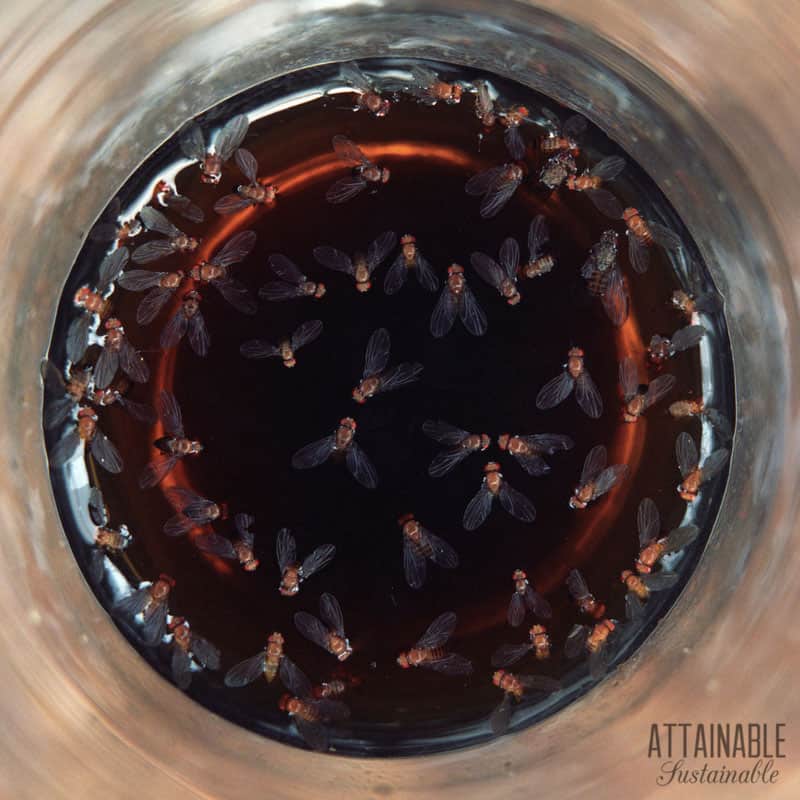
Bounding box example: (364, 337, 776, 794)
(45, 60, 733, 755)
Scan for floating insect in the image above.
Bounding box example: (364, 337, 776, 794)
(131, 207, 200, 265)
(430, 264, 487, 337)
(48, 406, 123, 474)
(671, 289, 723, 320)
(566, 568, 607, 619)
(116, 265, 187, 326)
(491, 625, 552, 668)
(619, 207, 683, 274)
(326, 135, 390, 204)
(167, 617, 221, 690)
(507, 569, 552, 627)
(668, 399, 733, 441)
(67, 248, 129, 363)
(569, 445, 628, 510)
(154, 180, 204, 224)
(408, 65, 463, 105)
(618, 356, 676, 422)
(163, 488, 226, 537)
(580, 230, 629, 328)
(497, 431, 574, 476)
(473, 79, 497, 127)
(112, 574, 174, 646)
(313, 231, 396, 293)
(352, 327, 423, 403)
(634, 497, 700, 574)
(539, 108, 586, 155)
(41, 361, 92, 430)
(536, 347, 603, 419)
(564, 618, 618, 678)
(397, 611, 473, 675)
(224, 631, 293, 686)
(276, 528, 336, 597)
(565, 156, 626, 218)
(240, 320, 323, 368)
(291, 417, 378, 489)
(471, 237, 522, 305)
(88, 197, 142, 244)
(93, 318, 149, 390)
(621, 569, 680, 622)
(278, 658, 351, 752)
(312, 672, 361, 700)
(465, 163, 523, 218)
(490, 670, 561, 735)
(463, 462, 536, 530)
(87, 378, 156, 424)
(339, 62, 392, 117)
(214, 149, 278, 214)
(139, 391, 203, 488)
(384, 234, 439, 294)
(260, 254, 327, 302)
(87, 487, 132, 584)
(498, 105, 532, 160)
(294, 593, 352, 661)
(648, 324, 706, 365)
(675, 432, 730, 502)
(522, 215, 555, 278)
(160, 289, 210, 357)
(180, 113, 249, 184)
(399, 513, 459, 589)
(539, 151, 577, 191)
(422, 420, 490, 477)
(196, 512, 260, 571)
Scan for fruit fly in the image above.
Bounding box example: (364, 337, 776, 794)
(131, 207, 200, 265)
(294, 592, 352, 661)
(430, 264, 488, 337)
(40, 360, 92, 430)
(620, 207, 683, 274)
(671, 289, 723, 320)
(240, 320, 323, 368)
(491, 625, 552, 668)
(214, 148, 278, 214)
(634, 497, 700, 574)
(471, 237, 522, 305)
(581, 230, 629, 328)
(339, 61, 392, 117)
(465, 162, 523, 219)
(668, 399, 733, 441)
(618, 356, 676, 422)
(224, 632, 294, 687)
(506, 569, 552, 627)
(490, 670, 560, 735)
(88, 197, 143, 244)
(160, 289, 210, 357)
(167, 617, 221, 690)
(566, 568, 607, 619)
(497, 431, 574, 476)
(87, 378, 156, 424)
(94, 318, 149, 390)
(621, 569, 680, 622)
(675, 432, 730, 502)
(49, 406, 123, 474)
(116, 265, 187, 325)
(139, 391, 203, 488)
(196, 512, 260, 571)
(473, 79, 497, 128)
(352, 327, 423, 403)
(276, 528, 336, 597)
(522, 215, 556, 278)
(565, 156, 626, 218)
(67, 247, 129, 363)
(112, 574, 175, 646)
(384, 234, 439, 294)
(326, 135, 390, 204)
(397, 611, 473, 675)
(539, 151, 577, 190)
(536, 347, 603, 419)
(463, 462, 536, 530)
(564, 618, 618, 678)
(569, 445, 628, 510)
(409, 65, 463, 105)
(278, 658, 351, 752)
(399, 513, 459, 589)
(87, 486, 132, 584)
(539, 107, 586, 155)
(422, 419, 490, 477)
(260, 254, 327, 302)
(648, 324, 706, 365)
(312, 670, 361, 700)
(497, 105, 533, 160)
(180, 113, 249, 184)
(313, 231, 397, 293)
(163, 488, 226, 537)
(154, 180, 204, 224)
(291, 416, 378, 489)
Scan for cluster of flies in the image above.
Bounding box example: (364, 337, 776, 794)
(43, 62, 732, 751)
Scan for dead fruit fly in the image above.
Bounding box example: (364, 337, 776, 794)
(40, 361, 91, 430)
(430, 264, 488, 337)
(506, 569, 552, 627)
(539, 107, 586, 155)
(565, 156, 626, 218)
(224, 631, 294, 687)
(214, 148, 278, 214)
(470, 236, 522, 305)
(49, 406, 123, 474)
(569, 445, 628, 510)
(260, 254, 327, 302)
(648, 324, 706, 365)
(339, 61, 392, 117)
(399, 513, 459, 589)
(675, 432, 730, 502)
(326, 135, 390, 204)
(180, 113, 249, 184)
(397, 611, 473, 676)
(463, 462, 536, 530)
(352, 327, 423, 403)
(384, 234, 439, 294)
(668, 399, 733, 442)
(497, 431, 574, 476)
(162, 488, 226, 537)
(566, 568, 607, 620)
(621, 569, 680, 623)
(581, 230, 629, 328)
(116, 265, 187, 325)
(313, 231, 397, 293)
(539, 151, 577, 191)
(154, 180, 204, 224)
(497, 104, 534, 160)
(618, 356, 676, 422)
(112, 573, 175, 646)
(240, 319, 323, 368)
(93, 318, 149, 390)
(408, 65, 464, 105)
(276, 527, 336, 597)
(671, 288, 723, 320)
(196, 512, 260, 572)
(522, 215, 556, 278)
(294, 592, 352, 661)
(422, 419, 490, 478)
(634, 497, 700, 575)
(465, 162, 523, 219)
(564, 618, 618, 679)
(536, 347, 603, 419)
(619, 207, 683, 274)
(490, 670, 560, 735)
(473, 79, 497, 128)
(291, 416, 378, 489)
(312, 670, 362, 700)
(88, 197, 142, 245)
(167, 617, 221, 690)
(160, 289, 210, 357)
(87, 486, 132, 584)
(491, 625, 552, 668)
(131, 207, 200, 264)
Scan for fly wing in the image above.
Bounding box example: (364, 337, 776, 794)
(564, 624, 589, 658)
(294, 718, 329, 753)
(459, 284, 488, 336)
(513, 453, 550, 476)
(700, 448, 730, 482)
(259, 282, 304, 301)
(345, 442, 379, 489)
(590, 155, 626, 181)
(117, 269, 165, 292)
(563, 114, 587, 138)
(428, 447, 471, 478)
(137, 287, 174, 325)
(588, 190, 624, 219)
(280, 654, 313, 698)
(49, 430, 81, 468)
(499, 237, 520, 279)
(627, 234, 650, 274)
(138, 455, 178, 489)
(422, 528, 459, 570)
(325, 176, 367, 204)
(141, 603, 168, 646)
(490, 694, 513, 735)
(465, 165, 506, 196)
(234, 512, 255, 544)
(415, 253, 439, 292)
(535, 370, 574, 410)
(313, 246, 354, 275)
(97, 247, 130, 290)
(693, 291, 724, 314)
(234, 147, 259, 184)
(212, 230, 257, 267)
(592, 464, 629, 498)
(158, 390, 184, 437)
(90, 429, 123, 473)
(507, 593, 526, 627)
(403, 539, 427, 589)
(675, 432, 699, 477)
(117, 397, 157, 424)
(423, 653, 473, 676)
(180, 121, 206, 161)
(566, 568, 589, 602)
(214, 114, 249, 161)
(367, 231, 397, 273)
(363, 327, 391, 377)
(422, 419, 471, 446)
(518, 675, 561, 693)
(670, 324, 706, 353)
(377, 362, 423, 393)
(642, 572, 680, 592)
(415, 611, 457, 650)
(294, 611, 333, 651)
(383, 254, 407, 295)
(291, 435, 336, 469)
(140, 206, 181, 237)
(187, 312, 210, 357)
(112, 587, 149, 618)
(463, 485, 493, 531)
(588, 644, 611, 679)
(498, 482, 536, 523)
(524, 586, 553, 618)
(626, 592, 645, 622)
(93, 347, 119, 390)
(504, 126, 525, 160)
(240, 340, 280, 359)
(194, 533, 237, 559)
(642, 374, 677, 409)
(580, 445, 608, 484)
(269, 254, 306, 283)
(132, 239, 177, 265)
(662, 524, 700, 553)
(119, 340, 149, 384)
(470, 252, 504, 290)
(480, 176, 520, 219)
(331, 135, 367, 166)
(601, 266, 629, 327)
(492, 643, 531, 667)
(212, 279, 258, 315)
(276, 528, 297, 572)
(213, 194, 253, 215)
(637, 497, 660, 547)
(190, 636, 221, 670)
(66, 315, 92, 363)
(524, 433, 575, 453)
(575, 371, 603, 418)
(163, 193, 204, 224)
(340, 61, 371, 92)
(87, 549, 105, 585)
(429, 286, 458, 338)
(319, 592, 345, 637)
(649, 222, 683, 251)
(618, 356, 640, 402)
(528, 214, 549, 259)
(162, 514, 194, 537)
(224, 652, 266, 687)
(88, 487, 108, 527)
(301, 544, 336, 579)
(171, 647, 193, 690)
(44, 395, 75, 430)
(291, 320, 323, 351)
